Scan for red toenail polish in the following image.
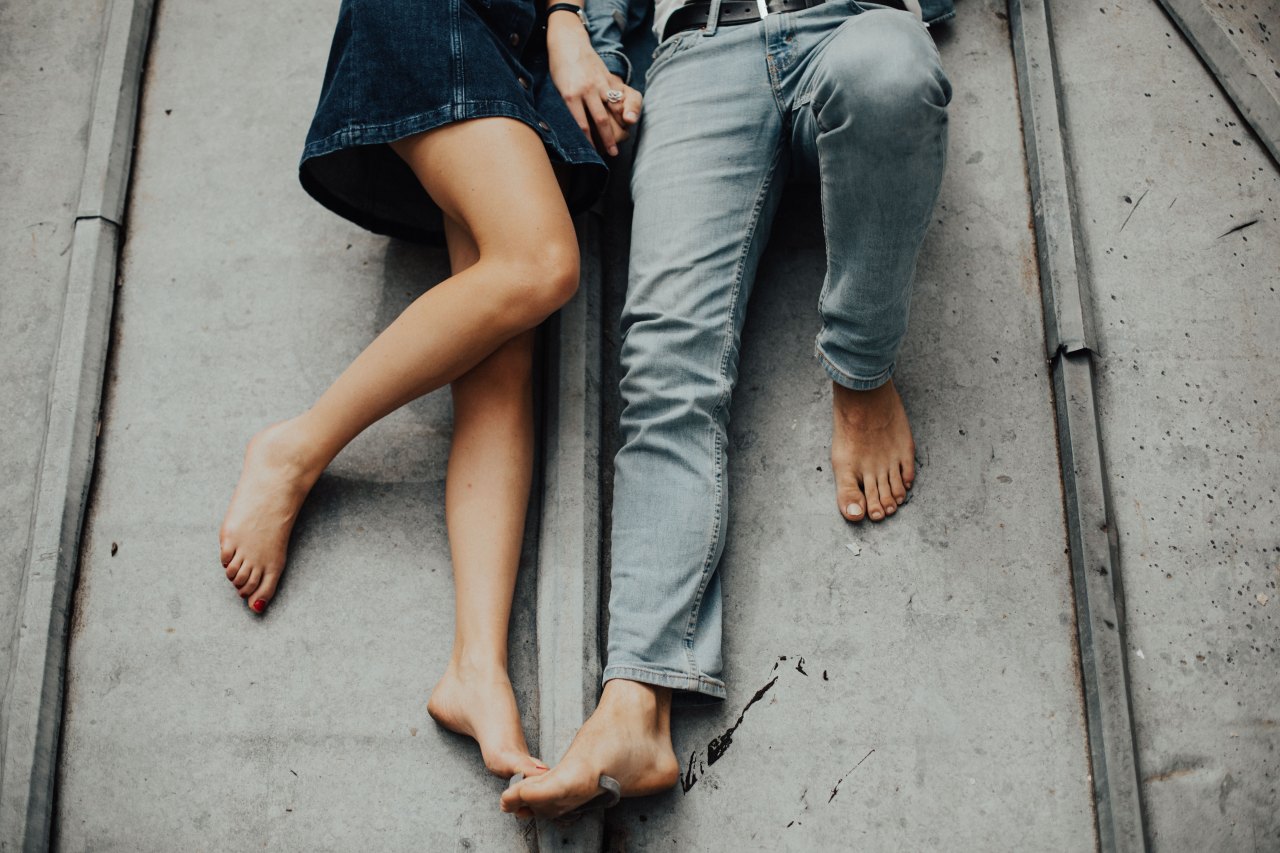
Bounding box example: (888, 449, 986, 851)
(535, 764, 549, 770)
(251, 599, 265, 613)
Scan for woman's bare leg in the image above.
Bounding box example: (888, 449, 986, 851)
(421, 216, 544, 777)
(220, 118, 578, 612)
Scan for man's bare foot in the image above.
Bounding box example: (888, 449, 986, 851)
(831, 379, 916, 522)
(219, 418, 327, 612)
(500, 679, 679, 819)
(428, 660, 547, 779)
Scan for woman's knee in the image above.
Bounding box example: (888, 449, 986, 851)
(487, 230, 581, 323)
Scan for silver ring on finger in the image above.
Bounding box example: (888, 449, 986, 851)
(605, 89, 624, 104)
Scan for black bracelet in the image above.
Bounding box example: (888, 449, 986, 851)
(546, 2, 586, 25)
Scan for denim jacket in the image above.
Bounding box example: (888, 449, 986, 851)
(587, 0, 956, 83)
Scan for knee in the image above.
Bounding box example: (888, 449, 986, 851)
(491, 233, 580, 324)
(819, 14, 951, 133)
(618, 317, 730, 430)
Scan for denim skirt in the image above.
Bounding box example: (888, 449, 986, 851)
(299, 0, 608, 244)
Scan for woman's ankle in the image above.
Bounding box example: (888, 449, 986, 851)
(267, 413, 338, 475)
(446, 648, 511, 680)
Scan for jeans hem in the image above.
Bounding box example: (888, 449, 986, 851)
(602, 664, 728, 701)
(816, 347, 895, 391)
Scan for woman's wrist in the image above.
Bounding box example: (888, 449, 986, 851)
(546, 12, 593, 55)
(545, 2, 585, 23)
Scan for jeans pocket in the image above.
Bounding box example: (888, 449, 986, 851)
(647, 29, 699, 80)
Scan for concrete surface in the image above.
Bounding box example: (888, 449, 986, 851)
(1052, 1, 1280, 849)
(52, 0, 540, 849)
(1, 0, 1275, 849)
(2, 3, 154, 846)
(1010, 2, 1146, 848)
(534, 215, 607, 852)
(1155, 0, 1280, 165)
(0, 0, 109, 737)
(601, 1, 1098, 848)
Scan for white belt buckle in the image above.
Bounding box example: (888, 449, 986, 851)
(756, 0, 770, 18)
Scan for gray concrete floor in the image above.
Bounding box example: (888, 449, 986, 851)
(4, 0, 1274, 849)
(1054, 1, 1280, 849)
(52, 1, 537, 849)
(0, 0, 109, 723)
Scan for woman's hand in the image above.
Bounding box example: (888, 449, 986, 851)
(545, 12, 642, 157)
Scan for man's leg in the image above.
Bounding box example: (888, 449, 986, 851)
(789, 8, 951, 521)
(503, 20, 788, 817)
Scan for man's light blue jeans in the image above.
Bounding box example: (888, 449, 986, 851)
(605, 2, 951, 701)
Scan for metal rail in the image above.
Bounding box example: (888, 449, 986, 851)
(1008, 1, 1148, 851)
(0, 1, 156, 849)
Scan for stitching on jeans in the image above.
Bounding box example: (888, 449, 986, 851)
(452, 0, 466, 116)
(680, 144, 786, 663)
(764, 30, 788, 119)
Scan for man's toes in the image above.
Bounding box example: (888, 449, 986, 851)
(239, 565, 263, 598)
(837, 481, 867, 522)
(863, 476, 886, 521)
(903, 457, 916, 489)
(877, 474, 896, 514)
(500, 778, 530, 814)
(889, 467, 907, 504)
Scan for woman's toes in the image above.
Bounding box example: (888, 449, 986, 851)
(231, 562, 252, 588)
(220, 537, 235, 568)
(863, 475, 886, 521)
(248, 570, 280, 613)
(239, 565, 263, 598)
(225, 552, 243, 580)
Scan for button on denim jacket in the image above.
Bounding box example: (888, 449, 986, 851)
(586, 0, 956, 84)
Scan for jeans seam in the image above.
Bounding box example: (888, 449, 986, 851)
(451, 0, 466, 116)
(679, 144, 785, 666)
(816, 347, 895, 390)
(603, 664, 728, 697)
(764, 28, 788, 120)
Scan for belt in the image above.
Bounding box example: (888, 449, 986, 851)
(662, 0, 905, 42)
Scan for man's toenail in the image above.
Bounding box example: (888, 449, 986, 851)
(846, 503, 863, 517)
(251, 599, 266, 613)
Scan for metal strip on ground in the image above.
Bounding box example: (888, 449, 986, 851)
(534, 212, 606, 851)
(0, 1, 154, 849)
(1008, 1, 1147, 851)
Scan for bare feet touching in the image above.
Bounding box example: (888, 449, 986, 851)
(831, 379, 916, 523)
(219, 418, 327, 613)
(501, 679, 679, 819)
(429, 660, 548, 779)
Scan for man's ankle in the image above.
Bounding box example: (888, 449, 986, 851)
(600, 678, 672, 718)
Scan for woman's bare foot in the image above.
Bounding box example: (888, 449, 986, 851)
(831, 379, 916, 522)
(429, 661, 546, 778)
(219, 418, 327, 612)
(500, 679, 678, 819)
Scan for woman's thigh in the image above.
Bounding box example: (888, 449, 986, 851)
(390, 117, 576, 255)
